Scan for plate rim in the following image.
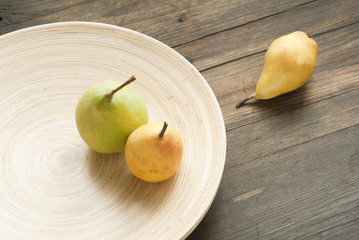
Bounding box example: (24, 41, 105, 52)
(0, 21, 227, 239)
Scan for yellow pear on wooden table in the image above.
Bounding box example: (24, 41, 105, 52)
(236, 31, 318, 108)
(125, 122, 183, 183)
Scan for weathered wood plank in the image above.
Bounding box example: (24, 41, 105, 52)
(206, 21, 359, 131)
(306, 218, 359, 240)
(0, 0, 86, 24)
(0, 0, 313, 46)
(174, 0, 359, 71)
(188, 123, 359, 239)
(226, 87, 359, 168)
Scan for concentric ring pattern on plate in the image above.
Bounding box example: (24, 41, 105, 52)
(0, 22, 226, 240)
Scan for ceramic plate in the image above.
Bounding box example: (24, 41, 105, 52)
(0, 22, 226, 240)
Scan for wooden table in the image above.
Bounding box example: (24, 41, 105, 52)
(1, 0, 358, 239)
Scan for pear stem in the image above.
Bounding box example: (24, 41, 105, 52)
(105, 75, 136, 102)
(236, 93, 255, 108)
(159, 121, 168, 138)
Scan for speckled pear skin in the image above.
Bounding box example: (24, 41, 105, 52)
(76, 79, 148, 153)
(254, 31, 318, 100)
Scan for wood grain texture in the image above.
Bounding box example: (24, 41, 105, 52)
(189, 123, 359, 239)
(174, 0, 359, 71)
(172, 17, 359, 159)
(0, 0, 313, 46)
(208, 21, 359, 130)
(0, 0, 358, 239)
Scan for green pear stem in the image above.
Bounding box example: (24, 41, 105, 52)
(105, 75, 136, 102)
(236, 93, 255, 108)
(159, 121, 168, 138)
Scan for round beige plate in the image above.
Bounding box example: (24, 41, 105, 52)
(0, 22, 226, 240)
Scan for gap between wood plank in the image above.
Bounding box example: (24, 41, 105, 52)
(258, 196, 359, 239)
(199, 19, 359, 76)
(233, 182, 359, 239)
(308, 217, 359, 239)
(0, 0, 96, 26)
(229, 120, 359, 168)
(171, 0, 319, 49)
(226, 84, 359, 132)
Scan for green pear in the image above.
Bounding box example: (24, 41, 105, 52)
(236, 31, 318, 108)
(75, 76, 148, 153)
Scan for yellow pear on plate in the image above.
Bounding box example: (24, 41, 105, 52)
(125, 122, 183, 183)
(236, 31, 318, 108)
